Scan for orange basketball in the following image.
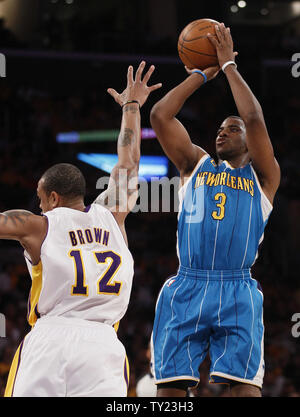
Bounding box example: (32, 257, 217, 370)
(178, 18, 219, 70)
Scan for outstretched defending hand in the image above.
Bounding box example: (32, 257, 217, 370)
(207, 23, 238, 69)
(107, 61, 162, 108)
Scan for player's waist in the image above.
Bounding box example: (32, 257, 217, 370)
(178, 265, 252, 281)
(33, 315, 118, 330)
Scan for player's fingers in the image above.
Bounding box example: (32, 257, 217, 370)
(207, 33, 218, 47)
(215, 24, 225, 43)
(142, 64, 155, 85)
(135, 61, 146, 82)
(184, 65, 194, 74)
(224, 27, 233, 45)
(148, 83, 162, 92)
(220, 22, 227, 39)
(107, 88, 120, 102)
(127, 65, 134, 85)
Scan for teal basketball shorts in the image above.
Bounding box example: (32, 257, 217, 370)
(151, 266, 264, 388)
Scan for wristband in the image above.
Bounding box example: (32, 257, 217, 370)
(122, 100, 140, 109)
(192, 69, 207, 84)
(222, 61, 237, 73)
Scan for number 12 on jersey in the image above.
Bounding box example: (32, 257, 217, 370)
(69, 250, 122, 296)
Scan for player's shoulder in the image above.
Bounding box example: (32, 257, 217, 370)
(189, 151, 211, 173)
(192, 153, 216, 174)
(44, 205, 107, 216)
(88, 203, 114, 217)
(43, 205, 115, 225)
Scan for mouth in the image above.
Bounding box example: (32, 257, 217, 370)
(216, 137, 227, 146)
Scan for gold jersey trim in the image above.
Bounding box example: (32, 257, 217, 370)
(28, 261, 43, 327)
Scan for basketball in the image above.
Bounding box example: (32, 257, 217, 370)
(178, 18, 219, 70)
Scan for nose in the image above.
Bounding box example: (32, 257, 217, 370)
(219, 129, 228, 137)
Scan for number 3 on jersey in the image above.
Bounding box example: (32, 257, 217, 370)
(212, 192, 227, 220)
(69, 250, 122, 296)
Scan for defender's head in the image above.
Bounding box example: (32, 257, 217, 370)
(215, 116, 248, 163)
(37, 163, 86, 213)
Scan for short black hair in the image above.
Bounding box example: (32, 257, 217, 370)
(41, 163, 86, 199)
(224, 115, 244, 123)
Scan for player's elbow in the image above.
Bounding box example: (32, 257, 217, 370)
(117, 160, 139, 176)
(150, 104, 161, 123)
(118, 150, 140, 168)
(128, 152, 140, 167)
(150, 103, 169, 126)
(243, 109, 264, 126)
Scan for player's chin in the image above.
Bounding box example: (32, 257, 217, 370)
(216, 148, 231, 162)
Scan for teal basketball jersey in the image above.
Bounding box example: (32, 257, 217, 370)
(177, 154, 273, 270)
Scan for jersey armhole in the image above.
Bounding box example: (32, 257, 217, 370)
(39, 214, 50, 254)
(250, 165, 273, 221)
(23, 215, 49, 266)
(179, 153, 210, 197)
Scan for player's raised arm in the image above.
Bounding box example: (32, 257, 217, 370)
(208, 23, 280, 204)
(150, 65, 219, 178)
(0, 210, 34, 240)
(0, 210, 47, 263)
(94, 62, 162, 225)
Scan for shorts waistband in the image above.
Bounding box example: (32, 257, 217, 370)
(34, 315, 114, 329)
(178, 266, 252, 280)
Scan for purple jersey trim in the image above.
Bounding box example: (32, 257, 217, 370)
(41, 214, 49, 247)
(124, 359, 129, 388)
(34, 305, 40, 320)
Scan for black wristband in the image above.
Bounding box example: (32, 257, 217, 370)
(122, 100, 140, 109)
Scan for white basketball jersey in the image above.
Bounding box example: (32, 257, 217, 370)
(25, 204, 134, 329)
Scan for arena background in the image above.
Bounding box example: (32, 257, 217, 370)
(0, 0, 299, 397)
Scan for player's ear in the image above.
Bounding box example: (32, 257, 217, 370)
(49, 191, 60, 208)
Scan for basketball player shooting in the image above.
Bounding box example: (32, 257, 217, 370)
(0, 61, 161, 397)
(150, 23, 280, 397)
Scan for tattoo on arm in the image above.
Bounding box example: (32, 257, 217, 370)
(123, 105, 139, 114)
(119, 128, 134, 147)
(0, 211, 33, 227)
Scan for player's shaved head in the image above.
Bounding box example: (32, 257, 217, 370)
(224, 115, 244, 125)
(40, 163, 86, 199)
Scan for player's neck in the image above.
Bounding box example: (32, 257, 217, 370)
(222, 153, 250, 169)
(60, 198, 86, 212)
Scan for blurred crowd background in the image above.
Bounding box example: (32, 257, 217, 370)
(0, 0, 299, 397)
